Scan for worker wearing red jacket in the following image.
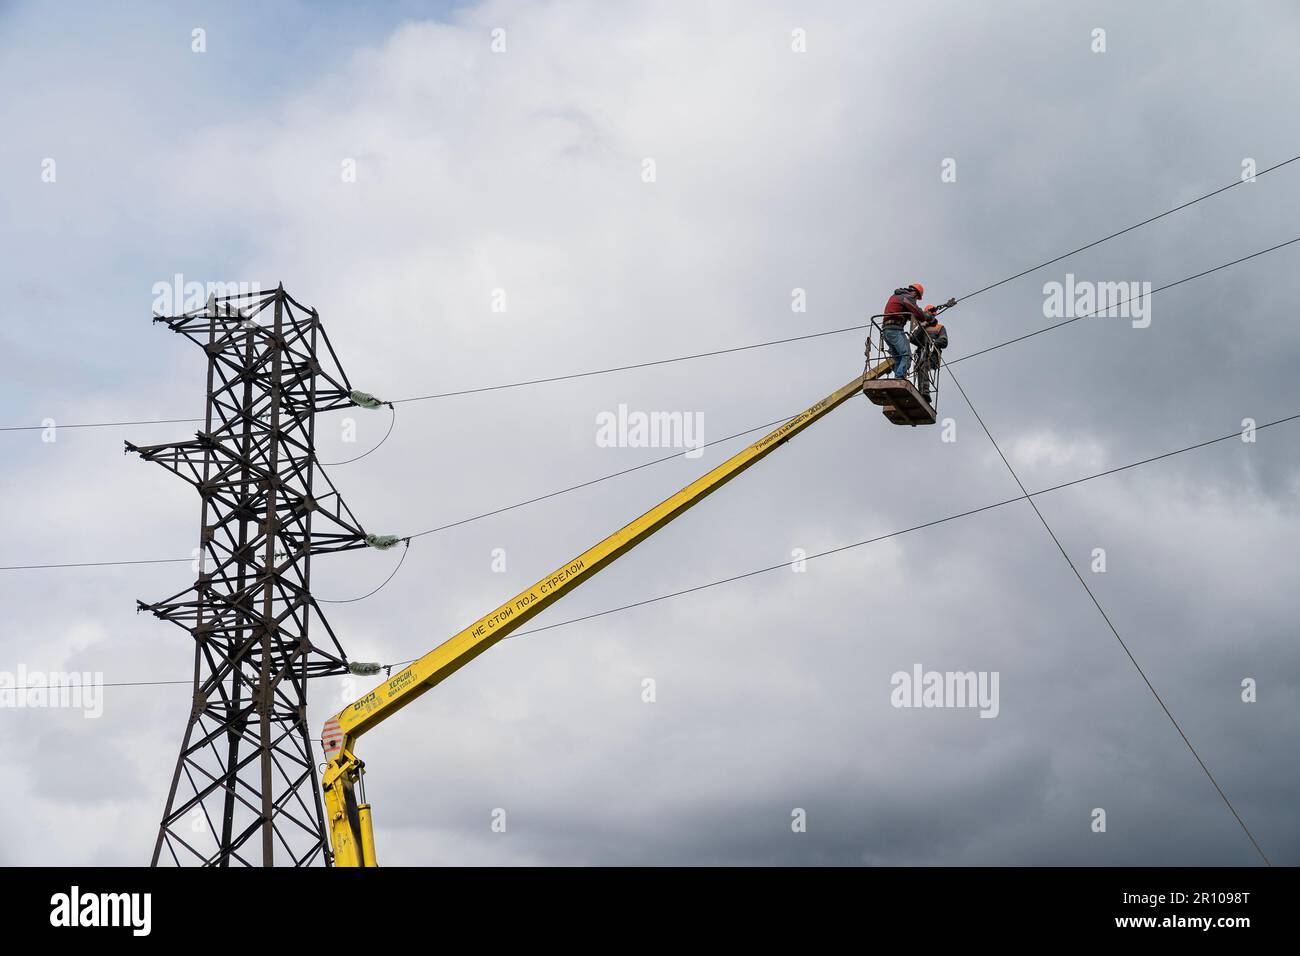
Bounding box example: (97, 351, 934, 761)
(880, 282, 931, 380)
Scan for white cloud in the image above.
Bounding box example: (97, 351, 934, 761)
(1006, 430, 1107, 475)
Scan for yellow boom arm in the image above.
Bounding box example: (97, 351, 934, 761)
(321, 362, 891, 865)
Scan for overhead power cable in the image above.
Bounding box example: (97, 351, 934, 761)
(6, 149, 1298, 435)
(389, 408, 1299, 657)
(316, 404, 397, 466)
(0, 326, 866, 434)
(0, 413, 795, 571)
(8, 223, 1294, 439)
(954, 153, 1300, 303)
(6, 232, 1298, 577)
(0, 556, 194, 572)
(0, 413, 792, 573)
(406, 413, 794, 539)
(0, 416, 205, 432)
(18, 409, 1300, 691)
(949, 235, 1300, 366)
(316, 539, 410, 604)
(945, 365, 1271, 866)
(390, 326, 871, 404)
(333, 413, 798, 597)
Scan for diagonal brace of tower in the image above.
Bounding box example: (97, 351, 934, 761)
(127, 284, 371, 866)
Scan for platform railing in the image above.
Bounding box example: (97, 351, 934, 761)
(864, 313, 942, 411)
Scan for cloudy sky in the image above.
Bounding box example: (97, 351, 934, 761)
(1, 0, 1298, 866)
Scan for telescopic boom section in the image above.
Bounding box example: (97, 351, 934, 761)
(321, 363, 891, 866)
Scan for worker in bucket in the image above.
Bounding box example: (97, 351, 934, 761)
(911, 304, 949, 404)
(880, 282, 931, 380)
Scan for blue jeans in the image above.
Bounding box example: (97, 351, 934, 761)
(883, 326, 911, 380)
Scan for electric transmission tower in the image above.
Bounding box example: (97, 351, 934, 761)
(128, 285, 372, 866)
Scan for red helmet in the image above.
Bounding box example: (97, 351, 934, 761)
(909, 282, 924, 300)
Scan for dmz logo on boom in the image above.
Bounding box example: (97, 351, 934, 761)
(1043, 273, 1152, 328)
(50, 886, 151, 936)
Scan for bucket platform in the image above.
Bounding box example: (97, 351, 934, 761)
(862, 378, 937, 426)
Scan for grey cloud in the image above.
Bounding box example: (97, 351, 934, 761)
(1, 0, 1297, 866)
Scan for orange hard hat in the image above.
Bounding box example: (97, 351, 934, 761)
(909, 282, 924, 299)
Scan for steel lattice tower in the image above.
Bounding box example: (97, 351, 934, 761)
(129, 285, 369, 866)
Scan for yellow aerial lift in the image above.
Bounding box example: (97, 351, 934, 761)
(321, 351, 917, 865)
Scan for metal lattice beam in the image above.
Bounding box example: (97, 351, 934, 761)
(129, 285, 366, 866)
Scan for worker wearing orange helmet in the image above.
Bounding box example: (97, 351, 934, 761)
(911, 303, 950, 403)
(879, 282, 931, 381)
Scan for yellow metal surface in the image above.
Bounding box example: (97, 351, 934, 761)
(322, 749, 365, 868)
(322, 362, 890, 865)
(357, 805, 377, 868)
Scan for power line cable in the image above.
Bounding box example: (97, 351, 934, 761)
(391, 326, 871, 404)
(6, 231, 1297, 575)
(316, 404, 397, 466)
(0, 413, 793, 570)
(0, 327, 865, 433)
(0, 556, 193, 571)
(0, 417, 204, 432)
(315, 414, 796, 598)
(949, 235, 1300, 366)
(315, 539, 411, 603)
(6, 150, 1298, 435)
(389, 409, 1300, 654)
(407, 413, 793, 539)
(25, 409, 1300, 690)
(944, 365, 1272, 866)
(954, 152, 1300, 302)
